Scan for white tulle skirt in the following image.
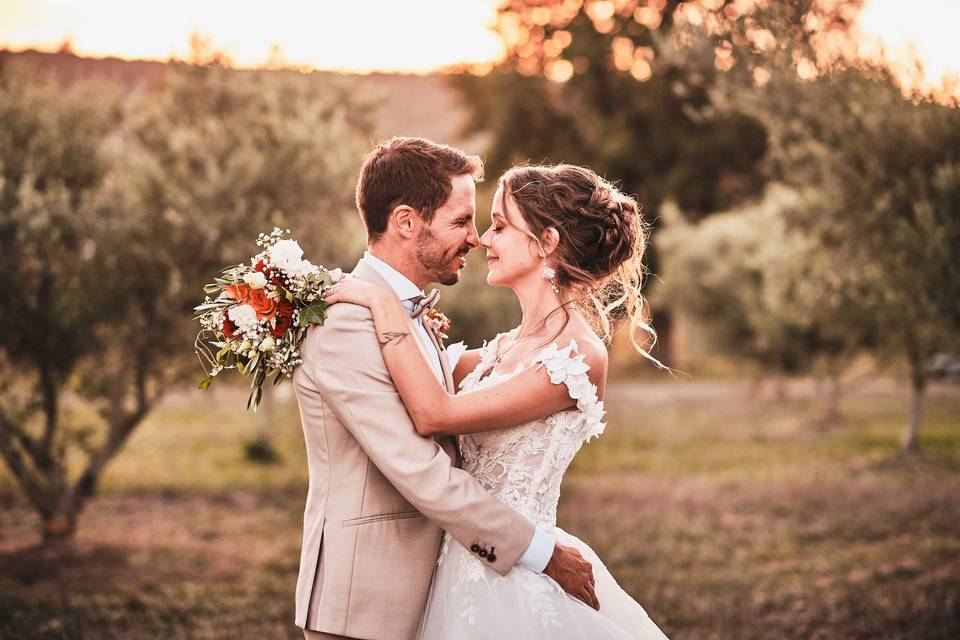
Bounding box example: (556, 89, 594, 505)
(416, 527, 670, 639)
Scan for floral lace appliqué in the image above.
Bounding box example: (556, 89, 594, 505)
(443, 334, 607, 628)
(531, 339, 606, 441)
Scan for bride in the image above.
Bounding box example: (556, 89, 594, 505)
(323, 163, 669, 639)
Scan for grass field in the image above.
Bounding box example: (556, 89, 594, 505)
(0, 377, 957, 639)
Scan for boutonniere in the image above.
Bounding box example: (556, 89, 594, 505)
(424, 307, 451, 339)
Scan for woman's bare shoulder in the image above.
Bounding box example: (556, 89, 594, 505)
(544, 327, 609, 380)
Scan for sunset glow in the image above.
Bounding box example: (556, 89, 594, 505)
(0, 0, 956, 93)
(855, 0, 960, 96)
(0, 0, 506, 73)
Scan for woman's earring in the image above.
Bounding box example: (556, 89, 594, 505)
(543, 262, 560, 294)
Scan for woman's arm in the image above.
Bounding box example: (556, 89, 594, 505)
(323, 278, 606, 437)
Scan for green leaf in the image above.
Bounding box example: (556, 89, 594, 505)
(299, 301, 329, 326)
(198, 375, 214, 390)
(194, 302, 225, 313)
(246, 385, 263, 412)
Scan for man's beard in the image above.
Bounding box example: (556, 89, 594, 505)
(416, 226, 465, 286)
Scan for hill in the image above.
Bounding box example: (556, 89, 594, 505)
(0, 49, 485, 153)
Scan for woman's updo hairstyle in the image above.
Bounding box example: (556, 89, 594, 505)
(500, 163, 665, 368)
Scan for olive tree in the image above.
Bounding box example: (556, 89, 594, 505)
(0, 61, 371, 540)
(742, 67, 960, 451)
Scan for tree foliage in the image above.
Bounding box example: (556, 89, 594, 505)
(740, 66, 960, 449)
(0, 60, 372, 540)
(453, 0, 862, 221)
(655, 185, 863, 379)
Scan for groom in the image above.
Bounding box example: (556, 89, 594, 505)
(292, 137, 597, 639)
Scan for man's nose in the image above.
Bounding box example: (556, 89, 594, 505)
(466, 223, 480, 248)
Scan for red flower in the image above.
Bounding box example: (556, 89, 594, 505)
(223, 318, 238, 339)
(277, 298, 295, 317)
(271, 313, 292, 337)
(254, 258, 285, 289)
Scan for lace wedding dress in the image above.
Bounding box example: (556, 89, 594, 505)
(416, 334, 670, 640)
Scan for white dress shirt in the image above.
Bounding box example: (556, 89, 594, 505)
(360, 251, 555, 573)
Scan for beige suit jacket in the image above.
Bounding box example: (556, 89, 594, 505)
(292, 259, 536, 639)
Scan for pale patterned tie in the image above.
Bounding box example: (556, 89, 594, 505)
(408, 288, 440, 320)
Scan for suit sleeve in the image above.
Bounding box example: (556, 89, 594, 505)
(304, 302, 536, 575)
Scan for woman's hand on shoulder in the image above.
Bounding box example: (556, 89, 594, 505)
(321, 274, 392, 310)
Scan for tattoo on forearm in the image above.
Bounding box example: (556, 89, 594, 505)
(378, 331, 409, 349)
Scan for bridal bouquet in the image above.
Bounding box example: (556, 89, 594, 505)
(193, 228, 341, 410)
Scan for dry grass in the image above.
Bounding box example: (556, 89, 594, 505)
(0, 378, 958, 639)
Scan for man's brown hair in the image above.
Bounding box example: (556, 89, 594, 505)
(355, 137, 484, 241)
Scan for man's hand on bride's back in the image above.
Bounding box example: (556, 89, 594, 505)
(322, 274, 390, 309)
(544, 542, 599, 610)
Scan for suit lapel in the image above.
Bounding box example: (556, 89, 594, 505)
(352, 259, 462, 467)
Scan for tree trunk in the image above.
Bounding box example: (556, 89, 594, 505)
(41, 506, 78, 543)
(773, 374, 789, 401)
(900, 370, 926, 454)
(245, 385, 280, 464)
(653, 309, 674, 367)
(821, 372, 843, 427)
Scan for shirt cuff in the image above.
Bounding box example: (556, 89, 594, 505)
(516, 526, 555, 573)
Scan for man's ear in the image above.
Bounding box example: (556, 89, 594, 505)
(389, 205, 420, 239)
(542, 227, 560, 256)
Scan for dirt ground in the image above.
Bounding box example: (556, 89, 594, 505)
(1, 377, 957, 639)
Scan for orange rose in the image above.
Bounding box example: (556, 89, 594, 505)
(226, 282, 277, 319)
(226, 283, 251, 301)
(247, 288, 278, 320)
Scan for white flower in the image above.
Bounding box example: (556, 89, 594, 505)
(227, 304, 258, 331)
(268, 239, 305, 272)
(258, 336, 276, 352)
(287, 258, 317, 278)
(328, 267, 343, 282)
(243, 271, 268, 289)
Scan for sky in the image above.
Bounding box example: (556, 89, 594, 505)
(0, 0, 505, 72)
(0, 0, 957, 91)
(855, 0, 960, 95)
